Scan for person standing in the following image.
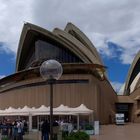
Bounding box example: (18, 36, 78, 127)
(41, 120, 50, 140)
(13, 120, 18, 140)
(53, 120, 59, 140)
(17, 120, 24, 140)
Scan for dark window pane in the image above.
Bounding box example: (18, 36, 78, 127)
(35, 40, 83, 63)
(25, 39, 83, 69)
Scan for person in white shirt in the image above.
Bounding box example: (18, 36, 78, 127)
(17, 120, 24, 140)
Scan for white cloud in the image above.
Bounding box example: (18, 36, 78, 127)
(87, 33, 111, 57)
(110, 29, 140, 64)
(0, 0, 33, 54)
(0, 0, 140, 65)
(0, 75, 5, 79)
(31, 0, 140, 64)
(119, 83, 125, 95)
(111, 81, 124, 95)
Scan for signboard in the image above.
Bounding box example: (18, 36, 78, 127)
(116, 104, 129, 112)
(94, 121, 99, 135)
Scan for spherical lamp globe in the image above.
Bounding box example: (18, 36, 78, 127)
(40, 59, 63, 80)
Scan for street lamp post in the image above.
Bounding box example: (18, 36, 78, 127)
(40, 60, 63, 140)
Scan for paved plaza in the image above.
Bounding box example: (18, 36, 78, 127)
(23, 131, 41, 140)
(23, 123, 140, 140)
(92, 123, 140, 140)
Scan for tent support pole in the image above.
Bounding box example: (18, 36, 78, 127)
(77, 115, 80, 130)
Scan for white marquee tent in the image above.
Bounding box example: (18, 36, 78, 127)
(70, 104, 93, 115)
(0, 104, 93, 116)
(0, 104, 93, 131)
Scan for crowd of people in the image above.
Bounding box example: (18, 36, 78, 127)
(0, 118, 85, 140)
(41, 119, 74, 140)
(0, 118, 28, 140)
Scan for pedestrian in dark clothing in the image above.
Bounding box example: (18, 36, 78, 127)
(53, 121, 59, 140)
(17, 120, 23, 140)
(13, 121, 18, 140)
(41, 120, 50, 140)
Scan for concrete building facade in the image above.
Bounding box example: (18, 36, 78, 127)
(0, 23, 117, 124)
(121, 51, 140, 123)
(2, 22, 140, 124)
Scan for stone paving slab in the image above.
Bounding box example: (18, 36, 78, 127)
(24, 131, 93, 140)
(92, 123, 140, 140)
(23, 131, 41, 140)
(23, 123, 140, 140)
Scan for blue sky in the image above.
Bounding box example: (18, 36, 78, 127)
(0, 42, 130, 84)
(0, 41, 131, 93)
(103, 42, 130, 82)
(0, 45, 15, 77)
(103, 51, 130, 92)
(0, 0, 140, 94)
(104, 56, 130, 83)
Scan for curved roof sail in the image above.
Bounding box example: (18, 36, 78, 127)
(16, 22, 104, 72)
(124, 51, 140, 95)
(64, 23, 103, 64)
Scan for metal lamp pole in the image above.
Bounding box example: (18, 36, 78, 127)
(49, 79, 54, 140)
(40, 60, 63, 140)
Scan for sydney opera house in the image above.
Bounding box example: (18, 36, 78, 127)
(0, 22, 140, 127)
(0, 22, 117, 125)
(123, 51, 140, 123)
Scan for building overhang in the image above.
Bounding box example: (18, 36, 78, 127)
(0, 63, 106, 92)
(16, 23, 104, 72)
(124, 50, 140, 95)
(116, 95, 134, 104)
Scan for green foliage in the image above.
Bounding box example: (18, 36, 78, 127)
(85, 124, 94, 130)
(1, 137, 9, 140)
(64, 131, 90, 140)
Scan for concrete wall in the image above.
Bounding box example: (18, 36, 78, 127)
(0, 74, 117, 124)
(129, 87, 140, 122)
